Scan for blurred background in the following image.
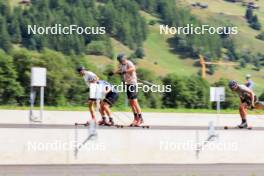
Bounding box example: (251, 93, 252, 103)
(0, 0, 263, 111)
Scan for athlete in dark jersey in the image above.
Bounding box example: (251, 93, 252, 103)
(97, 80, 119, 126)
(229, 80, 264, 128)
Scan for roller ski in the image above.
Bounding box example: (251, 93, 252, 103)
(98, 117, 115, 126)
(127, 117, 150, 128)
(74, 121, 89, 126)
(224, 121, 252, 130)
(116, 124, 150, 129)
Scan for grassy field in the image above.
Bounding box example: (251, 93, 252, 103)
(179, 0, 264, 95)
(88, 23, 198, 77)
(6, 0, 264, 96)
(88, 10, 264, 95)
(184, 0, 264, 53)
(1, 105, 263, 114)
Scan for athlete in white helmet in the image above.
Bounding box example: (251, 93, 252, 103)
(77, 66, 99, 123)
(245, 74, 254, 90)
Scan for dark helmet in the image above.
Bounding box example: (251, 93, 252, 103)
(76, 66, 85, 73)
(228, 80, 238, 89)
(117, 53, 126, 63)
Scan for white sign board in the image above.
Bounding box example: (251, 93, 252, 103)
(210, 87, 225, 102)
(31, 67, 47, 87)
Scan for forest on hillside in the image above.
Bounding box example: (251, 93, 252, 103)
(0, 0, 263, 109)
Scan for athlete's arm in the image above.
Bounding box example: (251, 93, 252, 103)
(89, 77, 99, 84)
(251, 92, 255, 107)
(105, 86, 111, 94)
(244, 88, 255, 107)
(89, 74, 99, 83)
(125, 62, 135, 73)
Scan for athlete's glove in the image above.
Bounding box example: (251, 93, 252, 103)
(108, 71, 114, 76)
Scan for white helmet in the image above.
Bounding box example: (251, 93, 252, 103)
(246, 74, 251, 78)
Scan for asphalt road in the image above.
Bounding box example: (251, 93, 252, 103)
(0, 164, 263, 176)
(1, 123, 264, 131)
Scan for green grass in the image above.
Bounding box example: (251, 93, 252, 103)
(1, 105, 263, 114)
(139, 24, 198, 76)
(8, 0, 20, 7)
(8, 1, 263, 96)
(88, 10, 264, 96)
(179, 0, 264, 95)
(88, 24, 198, 77)
(183, 0, 264, 53)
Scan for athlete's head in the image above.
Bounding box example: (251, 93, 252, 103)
(76, 66, 85, 76)
(228, 80, 238, 91)
(117, 53, 127, 64)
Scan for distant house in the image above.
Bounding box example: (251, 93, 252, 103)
(19, 0, 31, 5)
(191, 3, 197, 7)
(199, 3, 208, 9)
(191, 2, 208, 9)
(224, 0, 243, 2)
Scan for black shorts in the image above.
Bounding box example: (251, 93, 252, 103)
(241, 95, 257, 107)
(126, 84, 137, 100)
(104, 91, 119, 106)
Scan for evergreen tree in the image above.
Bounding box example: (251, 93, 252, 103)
(0, 16, 12, 52)
(9, 17, 22, 43)
(0, 50, 23, 104)
(245, 8, 253, 22)
(250, 15, 261, 30)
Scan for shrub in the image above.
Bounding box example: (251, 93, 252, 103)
(134, 47, 145, 59)
(256, 32, 264, 41)
(149, 20, 156, 25)
(85, 39, 114, 59)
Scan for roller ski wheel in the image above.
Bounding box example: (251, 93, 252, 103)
(224, 126, 252, 130)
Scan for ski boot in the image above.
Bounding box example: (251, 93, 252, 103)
(238, 121, 248, 129)
(98, 117, 107, 126)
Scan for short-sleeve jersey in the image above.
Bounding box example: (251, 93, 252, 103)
(119, 60, 137, 85)
(83, 71, 98, 87)
(237, 84, 254, 99)
(97, 80, 117, 93)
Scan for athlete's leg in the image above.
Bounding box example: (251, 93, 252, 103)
(129, 99, 137, 113)
(98, 101, 107, 125)
(99, 101, 106, 117)
(102, 102, 114, 125)
(88, 83, 98, 120)
(102, 102, 111, 117)
(88, 99, 96, 120)
(239, 103, 248, 120)
(126, 84, 143, 126)
(131, 99, 142, 115)
(238, 103, 248, 128)
(130, 99, 144, 126)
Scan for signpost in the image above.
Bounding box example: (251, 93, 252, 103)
(29, 67, 47, 122)
(210, 87, 225, 114)
(208, 87, 225, 146)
